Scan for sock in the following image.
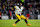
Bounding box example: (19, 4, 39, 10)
(15, 19, 20, 24)
(24, 19, 28, 24)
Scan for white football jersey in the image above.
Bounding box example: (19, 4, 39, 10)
(15, 6, 24, 15)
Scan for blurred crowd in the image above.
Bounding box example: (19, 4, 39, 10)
(0, 0, 16, 15)
(0, 0, 40, 19)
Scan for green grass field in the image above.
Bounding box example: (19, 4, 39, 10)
(0, 19, 40, 27)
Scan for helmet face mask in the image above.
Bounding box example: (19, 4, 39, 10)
(17, 3, 22, 6)
(17, 3, 19, 6)
(16, 1, 23, 8)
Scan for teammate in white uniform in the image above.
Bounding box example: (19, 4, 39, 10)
(13, 2, 31, 26)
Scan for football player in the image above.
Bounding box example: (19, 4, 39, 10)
(13, 2, 31, 26)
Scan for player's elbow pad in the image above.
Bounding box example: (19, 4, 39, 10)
(27, 14, 30, 17)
